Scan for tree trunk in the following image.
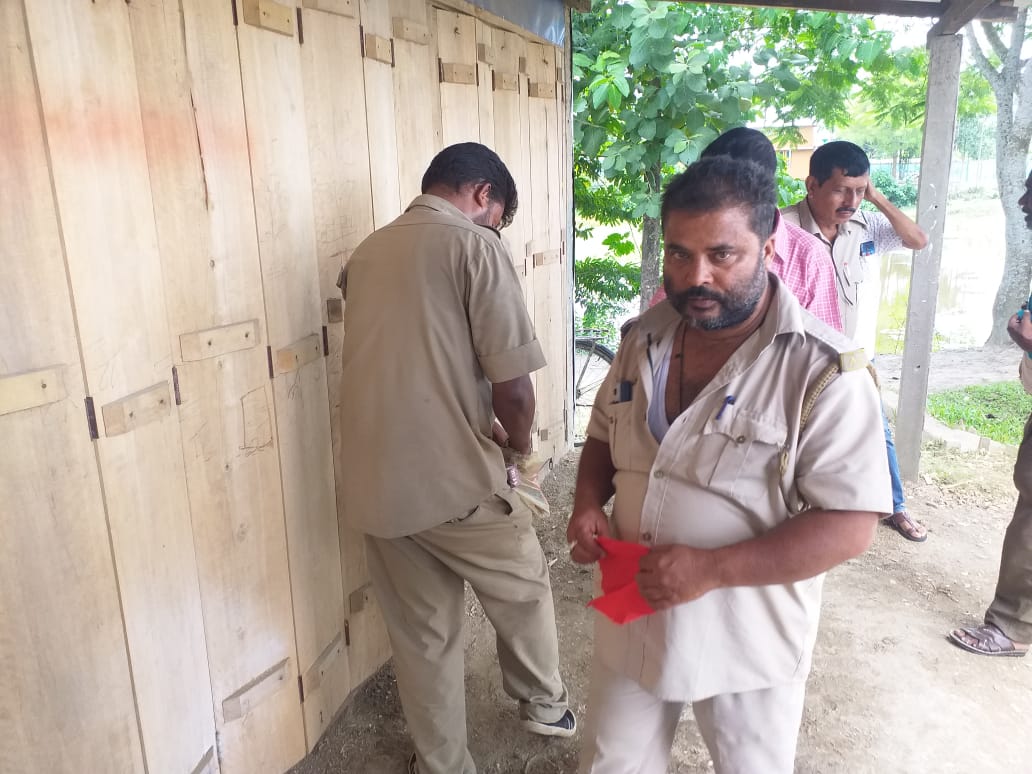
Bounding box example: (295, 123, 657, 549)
(986, 132, 1032, 345)
(639, 213, 662, 312)
(638, 163, 664, 312)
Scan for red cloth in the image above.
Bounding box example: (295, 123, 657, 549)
(587, 536, 656, 624)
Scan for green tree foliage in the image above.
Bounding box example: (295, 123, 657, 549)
(575, 232, 641, 342)
(573, 1, 898, 312)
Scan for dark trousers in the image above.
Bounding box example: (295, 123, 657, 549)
(986, 414, 1032, 643)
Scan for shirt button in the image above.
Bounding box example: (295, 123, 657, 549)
(653, 470, 665, 479)
(735, 435, 746, 444)
(641, 531, 653, 543)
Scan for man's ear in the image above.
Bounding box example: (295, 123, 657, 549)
(471, 181, 493, 208)
(762, 234, 776, 268)
(804, 175, 818, 196)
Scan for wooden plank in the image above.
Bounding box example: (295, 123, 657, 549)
(302, 0, 356, 17)
(528, 80, 557, 99)
(128, 1, 306, 771)
(393, 16, 429, 44)
(932, 0, 993, 34)
(435, 8, 480, 146)
(180, 320, 260, 362)
(0, 367, 66, 416)
(299, 1, 378, 621)
(441, 61, 477, 84)
(242, 0, 295, 36)
(475, 21, 495, 148)
(533, 249, 560, 267)
(494, 71, 519, 92)
(274, 333, 323, 374)
(897, 32, 964, 480)
(360, 0, 403, 226)
(0, 4, 143, 771)
(221, 657, 292, 722)
(390, 0, 440, 205)
(26, 4, 215, 773)
(100, 380, 172, 437)
(363, 32, 394, 65)
(237, 0, 348, 749)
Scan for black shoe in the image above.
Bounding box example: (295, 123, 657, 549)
(521, 708, 577, 738)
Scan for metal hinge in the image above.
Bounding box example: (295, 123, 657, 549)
(322, 325, 329, 357)
(172, 366, 182, 406)
(343, 619, 351, 647)
(266, 346, 274, 379)
(84, 396, 99, 440)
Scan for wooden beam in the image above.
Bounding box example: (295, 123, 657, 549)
(932, 0, 993, 34)
(691, 0, 1015, 22)
(896, 31, 965, 480)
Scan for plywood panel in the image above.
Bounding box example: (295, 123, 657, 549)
(299, 0, 391, 691)
(0, 4, 143, 772)
(390, 0, 440, 203)
(127, 0, 305, 770)
(24, 3, 216, 773)
(359, 0, 403, 226)
(435, 8, 480, 146)
(236, 0, 349, 747)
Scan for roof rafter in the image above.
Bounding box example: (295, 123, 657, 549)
(680, 0, 1015, 23)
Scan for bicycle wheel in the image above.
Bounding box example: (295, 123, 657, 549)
(573, 338, 615, 446)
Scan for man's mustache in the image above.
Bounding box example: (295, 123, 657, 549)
(670, 286, 725, 302)
(836, 207, 856, 214)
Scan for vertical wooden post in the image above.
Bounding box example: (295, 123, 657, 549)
(896, 31, 964, 479)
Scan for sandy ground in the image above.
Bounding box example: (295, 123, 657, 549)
(290, 349, 1032, 774)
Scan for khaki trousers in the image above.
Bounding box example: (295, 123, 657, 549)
(986, 413, 1032, 643)
(365, 491, 567, 774)
(578, 656, 806, 774)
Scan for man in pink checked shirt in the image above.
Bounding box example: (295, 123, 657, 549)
(648, 128, 842, 332)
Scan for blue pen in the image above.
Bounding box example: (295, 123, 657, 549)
(715, 395, 735, 420)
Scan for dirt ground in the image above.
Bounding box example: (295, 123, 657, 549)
(291, 348, 1032, 774)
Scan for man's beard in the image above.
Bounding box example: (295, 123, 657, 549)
(664, 255, 768, 331)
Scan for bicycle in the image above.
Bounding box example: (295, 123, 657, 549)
(572, 335, 615, 446)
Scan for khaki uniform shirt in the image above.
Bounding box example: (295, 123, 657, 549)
(338, 195, 545, 538)
(783, 198, 904, 358)
(587, 278, 891, 701)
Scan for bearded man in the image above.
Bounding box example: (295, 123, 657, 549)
(568, 156, 890, 773)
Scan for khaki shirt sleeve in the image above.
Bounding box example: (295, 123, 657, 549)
(1020, 355, 1032, 395)
(793, 368, 893, 515)
(586, 355, 621, 443)
(468, 233, 546, 382)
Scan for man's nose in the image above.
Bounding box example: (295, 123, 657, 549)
(846, 190, 863, 208)
(677, 257, 713, 287)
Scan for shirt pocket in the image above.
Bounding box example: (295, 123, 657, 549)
(699, 410, 787, 505)
(607, 401, 653, 473)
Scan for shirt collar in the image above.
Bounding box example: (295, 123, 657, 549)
(797, 196, 869, 241)
(406, 194, 470, 221)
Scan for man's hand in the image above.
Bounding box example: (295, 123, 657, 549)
(863, 177, 928, 250)
(636, 544, 720, 610)
(566, 505, 610, 564)
(1007, 311, 1032, 353)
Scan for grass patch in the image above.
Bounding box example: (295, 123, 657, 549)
(927, 381, 1032, 445)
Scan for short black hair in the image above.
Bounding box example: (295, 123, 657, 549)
(700, 127, 777, 177)
(661, 156, 777, 241)
(809, 141, 870, 184)
(421, 142, 518, 228)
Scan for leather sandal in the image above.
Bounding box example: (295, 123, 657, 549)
(882, 510, 928, 542)
(947, 623, 1029, 657)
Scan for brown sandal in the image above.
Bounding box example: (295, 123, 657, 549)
(883, 511, 928, 542)
(947, 623, 1029, 657)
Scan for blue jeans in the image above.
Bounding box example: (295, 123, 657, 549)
(883, 406, 906, 513)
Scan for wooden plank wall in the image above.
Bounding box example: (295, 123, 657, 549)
(0, 0, 570, 771)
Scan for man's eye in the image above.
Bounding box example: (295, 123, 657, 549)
(712, 251, 732, 263)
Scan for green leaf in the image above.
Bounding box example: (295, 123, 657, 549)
(591, 82, 609, 109)
(639, 120, 657, 140)
(614, 76, 630, 97)
(607, 84, 622, 110)
(573, 52, 592, 68)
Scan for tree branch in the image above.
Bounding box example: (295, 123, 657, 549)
(980, 20, 1008, 62)
(968, 22, 1005, 95)
(1003, 8, 1028, 77)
